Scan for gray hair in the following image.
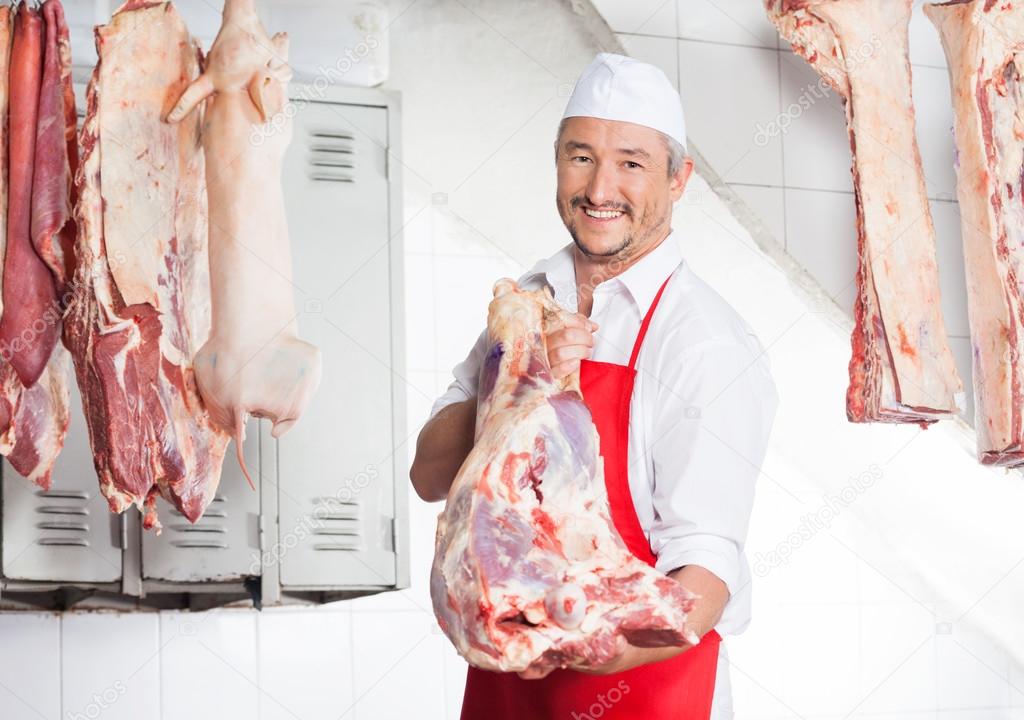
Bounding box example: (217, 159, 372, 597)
(555, 118, 687, 178)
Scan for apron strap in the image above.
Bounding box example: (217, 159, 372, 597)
(627, 272, 674, 370)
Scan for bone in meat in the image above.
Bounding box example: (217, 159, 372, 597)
(66, 0, 228, 531)
(926, 0, 1024, 465)
(766, 0, 964, 424)
(430, 280, 698, 674)
(166, 0, 321, 485)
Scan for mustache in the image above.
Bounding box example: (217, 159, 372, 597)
(570, 196, 632, 215)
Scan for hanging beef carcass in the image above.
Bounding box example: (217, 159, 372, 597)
(0, 1, 74, 490)
(765, 0, 964, 424)
(167, 0, 321, 484)
(926, 1, 1024, 465)
(430, 280, 699, 674)
(66, 0, 228, 530)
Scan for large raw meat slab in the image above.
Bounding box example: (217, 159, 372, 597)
(766, 0, 964, 424)
(431, 280, 698, 674)
(926, 0, 1024, 465)
(66, 0, 228, 530)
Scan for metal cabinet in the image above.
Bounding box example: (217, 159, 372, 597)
(1, 380, 121, 585)
(0, 85, 408, 609)
(270, 90, 408, 594)
(140, 419, 261, 584)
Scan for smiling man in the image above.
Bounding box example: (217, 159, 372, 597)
(411, 53, 779, 720)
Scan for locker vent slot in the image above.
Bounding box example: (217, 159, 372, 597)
(165, 494, 231, 549)
(310, 497, 363, 551)
(170, 539, 229, 549)
(34, 489, 92, 547)
(308, 129, 356, 183)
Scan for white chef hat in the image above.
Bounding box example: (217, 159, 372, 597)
(562, 52, 687, 152)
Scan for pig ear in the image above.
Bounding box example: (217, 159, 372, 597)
(270, 31, 289, 62)
(167, 73, 215, 123)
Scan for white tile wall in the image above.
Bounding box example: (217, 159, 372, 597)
(679, 39, 783, 186)
(0, 614, 60, 720)
(61, 613, 162, 720)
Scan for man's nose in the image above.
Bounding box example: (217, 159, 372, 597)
(585, 162, 617, 206)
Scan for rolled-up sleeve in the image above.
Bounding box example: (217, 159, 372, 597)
(429, 327, 489, 419)
(648, 338, 779, 595)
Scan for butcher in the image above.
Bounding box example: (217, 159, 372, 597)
(411, 52, 779, 720)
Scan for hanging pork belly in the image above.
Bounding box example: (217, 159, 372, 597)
(926, 0, 1024, 465)
(65, 0, 228, 530)
(0, 0, 74, 490)
(765, 0, 964, 424)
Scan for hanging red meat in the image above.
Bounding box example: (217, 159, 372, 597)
(765, 0, 964, 424)
(431, 280, 698, 674)
(66, 0, 228, 531)
(32, 0, 77, 293)
(0, 1, 73, 490)
(0, 2, 58, 388)
(167, 0, 321, 485)
(926, 0, 1024, 465)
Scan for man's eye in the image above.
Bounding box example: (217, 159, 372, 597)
(572, 156, 592, 163)
(625, 161, 642, 170)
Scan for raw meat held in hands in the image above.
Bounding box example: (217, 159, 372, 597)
(431, 279, 699, 674)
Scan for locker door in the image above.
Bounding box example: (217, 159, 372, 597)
(276, 99, 398, 588)
(2, 368, 122, 583)
(140, 418, 261, 582)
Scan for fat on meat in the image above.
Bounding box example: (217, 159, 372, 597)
(65, 0, 228, 530)
(431, 280, 699, 674)
(766, 0, 964, 424)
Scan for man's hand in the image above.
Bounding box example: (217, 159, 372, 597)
(546, 312, 598, 380)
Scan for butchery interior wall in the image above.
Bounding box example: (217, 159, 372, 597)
(3, 1, 1023, 720)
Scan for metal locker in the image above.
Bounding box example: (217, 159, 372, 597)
(273, 90, 408, 591)
(2, 376, 122, 583)
(140, 418, 261, 583)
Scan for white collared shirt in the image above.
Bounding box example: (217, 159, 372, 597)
(430, 231, 779, 642)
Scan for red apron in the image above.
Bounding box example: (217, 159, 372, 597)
(461, 272, 721, 720)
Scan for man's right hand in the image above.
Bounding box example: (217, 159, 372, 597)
(546, 312, 598, 380)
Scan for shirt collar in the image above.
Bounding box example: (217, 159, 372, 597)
(524, 231, 684, 314)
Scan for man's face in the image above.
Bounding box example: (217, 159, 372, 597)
(555, 116, 692, 262)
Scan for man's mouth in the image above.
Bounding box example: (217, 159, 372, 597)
(582, 207, 624, 219)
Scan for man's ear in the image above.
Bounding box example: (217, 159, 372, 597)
(670, 157, 695, 202)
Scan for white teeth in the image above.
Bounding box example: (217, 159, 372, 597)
(583, 208, 623, 219)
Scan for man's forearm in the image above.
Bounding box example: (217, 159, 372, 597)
(410, 398, 477, 502)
